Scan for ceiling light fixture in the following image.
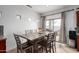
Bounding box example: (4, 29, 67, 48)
(26, 5, 32, 8)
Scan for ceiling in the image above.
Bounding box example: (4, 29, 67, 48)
(27, 5, 70, 14)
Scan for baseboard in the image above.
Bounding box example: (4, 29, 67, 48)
(7, 47, 17, 53)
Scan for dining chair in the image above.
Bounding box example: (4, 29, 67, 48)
(14, 34, 34, 53)
(50, 32, 56, 53)
(38, 34, 51, 53)
(34, 36, 45, 53)
(38, 32, 56, 53)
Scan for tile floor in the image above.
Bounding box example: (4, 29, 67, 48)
(7, 42, 79, 53)
(56, 42, 78, 53)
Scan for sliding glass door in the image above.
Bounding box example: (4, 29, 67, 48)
(53, 19, 61, 32)
(53, 19, 61, 42)
(45, 19, 61, 42)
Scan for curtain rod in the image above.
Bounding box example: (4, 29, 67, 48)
(43, 9, 74, 16)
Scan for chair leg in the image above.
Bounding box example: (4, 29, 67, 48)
(54, 43, 56, 52)
(54, 46, 56, 53)
(17, 48, 19, 53)
(32, 46, 34, 53)
(52, 42, 54, 53)
(52, 42, 56, 53)
(45, 47, 48, 53)
(21, 50, 24, 53)
(49, 43, 51, 53)
(41, 46, 43, 53)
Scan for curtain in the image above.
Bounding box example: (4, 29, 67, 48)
(40, 16, 46, 30)
(59, 12, 66, 43)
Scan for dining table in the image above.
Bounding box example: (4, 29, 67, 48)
(21, 31, 54, 53)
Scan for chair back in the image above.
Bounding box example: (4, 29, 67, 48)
(48, 33, 54, 41)
(46, 32, 56, 42)
(14, 34, 31, 46)
(14, 34, 22, 49)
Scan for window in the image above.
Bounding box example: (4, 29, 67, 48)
(45, 20, 50, 29)
(45, 19, 61, 31)
(54, 19, 61, 31)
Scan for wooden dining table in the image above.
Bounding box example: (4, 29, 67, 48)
(21, 31, 54, 53)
